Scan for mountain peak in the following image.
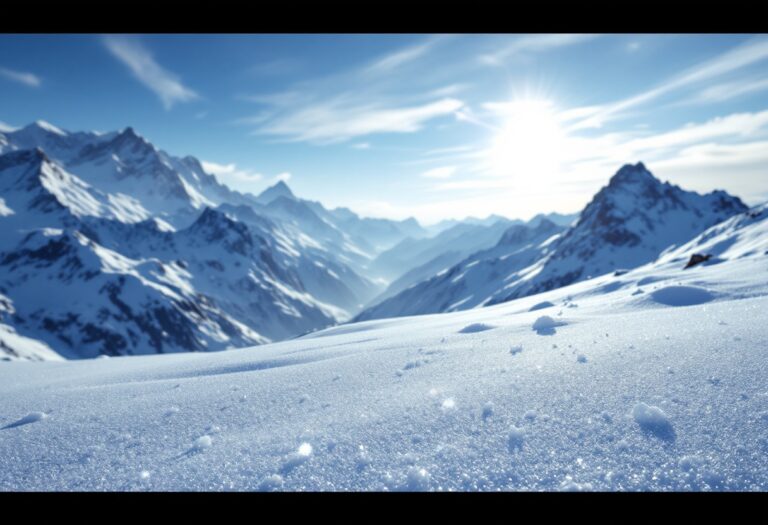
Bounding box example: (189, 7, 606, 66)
(608, 162, 656, 187)
(256, 180, 295, 204)
(28, 120, 67, 137)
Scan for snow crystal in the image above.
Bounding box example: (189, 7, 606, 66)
(509, 345, 523, 355)
(678, 455, 704, 472)
(405, 466, 431, 491)
(258, 474, 284, 492)
(577, 354, 588, 363)
(559, 477, 593, 492)
(356, 445, 372, 469)
(283, 442, 313, 471)
(140, 470, 151, 480)
(458, 323, 495, 334)
(632, 402, 675, 441)
(441, 398, 456, 410)
(524, 410, 537, 421)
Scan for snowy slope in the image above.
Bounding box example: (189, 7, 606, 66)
(0, 209, 766, 490)
(0, 148, 357, 357)
(358, 219, 565, 320)
(369, 219, 514, 283)
(359, 163, 747, 321)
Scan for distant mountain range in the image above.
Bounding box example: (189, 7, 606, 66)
(0, 121, 539, 359)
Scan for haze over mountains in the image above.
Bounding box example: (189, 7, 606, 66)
(0, 121, 756, 360)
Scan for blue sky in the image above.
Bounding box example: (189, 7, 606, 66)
(1, 34, 767, 223)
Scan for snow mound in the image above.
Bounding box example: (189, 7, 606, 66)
(649, 286, 715, 307)
(2, 411, 47, 429)
(458, 323, 495, 334)
(532, 315, 563, 335)
(258, 474, 284, 492)
(193, 435, 213, 451)
(507, 426, 525, 452)
(529, 301, 555, 312)
(283, 442, 313, 472)
(632, 402, 675, 441)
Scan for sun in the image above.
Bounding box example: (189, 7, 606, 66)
(487, 99, 565, 184)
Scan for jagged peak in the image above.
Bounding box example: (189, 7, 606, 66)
(256, 180, 295, 203)
(607, 162, 657, 187)
(25, 120, 68, 137)
(186, 207, 255, 255)
(498, 218, 559, 246)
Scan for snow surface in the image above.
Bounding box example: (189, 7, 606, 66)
(1, 245, 767, 491)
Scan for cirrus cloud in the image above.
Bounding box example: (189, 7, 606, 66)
(103, 35, 199, 110)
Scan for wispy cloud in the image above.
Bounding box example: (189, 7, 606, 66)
(352, 142, 371, 150)
(103, 35, 199, 110)
(201, 161, 262, 182)
(479, 34, 599, 65)
(254, 97, 464, 144)
(691, 77, 768, 104)
(0, 66, 41, 88)
(421, 166, 457, 179)
(570, 36, 768, 129)
(363, 37, 445, 76)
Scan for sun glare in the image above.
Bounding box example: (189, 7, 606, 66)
(488, 99, 565, 185)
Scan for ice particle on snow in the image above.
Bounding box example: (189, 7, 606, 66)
(406, 466, 431, 491)
(632, 402, 675, 441)
(442, 398, 456, 410)
(283, 442, 313, 472)
(258, 474, 284, 492)
(194, 435, 213, 450)
(559, 476, 593, 491)
(577, 354, 588, 363)
(508, 426, 525, 452)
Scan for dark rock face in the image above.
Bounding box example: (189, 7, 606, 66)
(684, 253, 712, 269)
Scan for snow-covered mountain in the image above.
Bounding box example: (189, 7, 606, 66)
(0, 148, 348, 358)
(357, 163, 747, 321)
(368, 219, 516, 283)
(0, 122, 432, 359)
(357, 219, 565, 320)
(2, 200, 766, 490)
